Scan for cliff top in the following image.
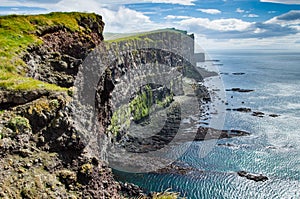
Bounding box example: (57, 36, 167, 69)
(104, 28, 194, 42)
(0, 12, 102, 91)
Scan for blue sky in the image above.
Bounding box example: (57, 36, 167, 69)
(1, 0, 300, 50)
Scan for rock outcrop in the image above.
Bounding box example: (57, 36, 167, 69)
(237, 171, 269, 182)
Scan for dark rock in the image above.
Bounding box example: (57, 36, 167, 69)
(232, 72, 245, 75)
(266, 146, 277, 149)
(269, 114, 280, 118)
(23, 21, 103, 88)
(112, 101, 181, 153)
(217, 143, 235, 147)
(232, 108, 252, 113)
(252, 111, 265, 117)
(0, 90, 49, 110)
(154, 163, 197, 175)
(194, 126, 250, 141)
(237, 171, 268, 182)
(119, 182, 145, 198)
(226, 88, 254, 93)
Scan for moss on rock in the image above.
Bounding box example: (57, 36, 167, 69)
(7, 116, 31, 134)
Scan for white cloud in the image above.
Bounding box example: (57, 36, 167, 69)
(172, 11, 298, 41)
(198, 8, 221, 15)
(179, 17, 252, 32)
(196, 33, 300, 51)
(107, 0, 196, 5)
(99, 7, 156, 32)
(149, 0, 195, 5)
(253, 28, 266, 34)
(0, 0, 196, 6)
(50, 0, 158, 32)
(266, 10, 300, 26)
(0, 0, 160, 33)
(260, 0, 300, 4)
(236, 8, 245, 13)
(164, 15, 192, 20)
(244, 14, 259, 18)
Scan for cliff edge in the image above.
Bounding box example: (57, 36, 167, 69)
(0, 12, 125, 199)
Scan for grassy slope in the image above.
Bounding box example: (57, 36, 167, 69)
(0, 12, 100, 91)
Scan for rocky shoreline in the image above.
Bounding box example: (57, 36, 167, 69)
(153, 162, 269, 183)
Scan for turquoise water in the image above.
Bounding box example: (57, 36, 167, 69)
(114, 50, 300, 198)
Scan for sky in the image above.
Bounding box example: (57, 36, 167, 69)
(1, 0, 300, 50)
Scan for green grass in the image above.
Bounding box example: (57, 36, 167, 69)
(105, 28, 189, 43)
(0, 12, 101, 91)
(137, 189, 182, 199)
(0, 72, 67, 91)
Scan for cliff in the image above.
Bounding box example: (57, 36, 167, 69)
(0, 12, 125, 198)
(0, 11, 213, 198)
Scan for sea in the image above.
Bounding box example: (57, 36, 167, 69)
(113, 49, 300, 199)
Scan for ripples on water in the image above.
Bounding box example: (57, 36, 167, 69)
(114, 50, 300, 198)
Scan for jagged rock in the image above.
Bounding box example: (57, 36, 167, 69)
(23, 18, 103, 88)
(195, 127, 250, 141)
(237, 171, 268, 182)
(154, 163, 197, 175)
(120, 182, 145, 198)
(0, 90, 49, 109)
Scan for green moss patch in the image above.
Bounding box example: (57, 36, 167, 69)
(7, 116, 31, 134)
(107, 84, 174, 137)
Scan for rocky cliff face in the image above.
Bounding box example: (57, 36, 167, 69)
(0, 12, 124, 199)
(0, 12, 209, 198)
(23, 15, 103, 88)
